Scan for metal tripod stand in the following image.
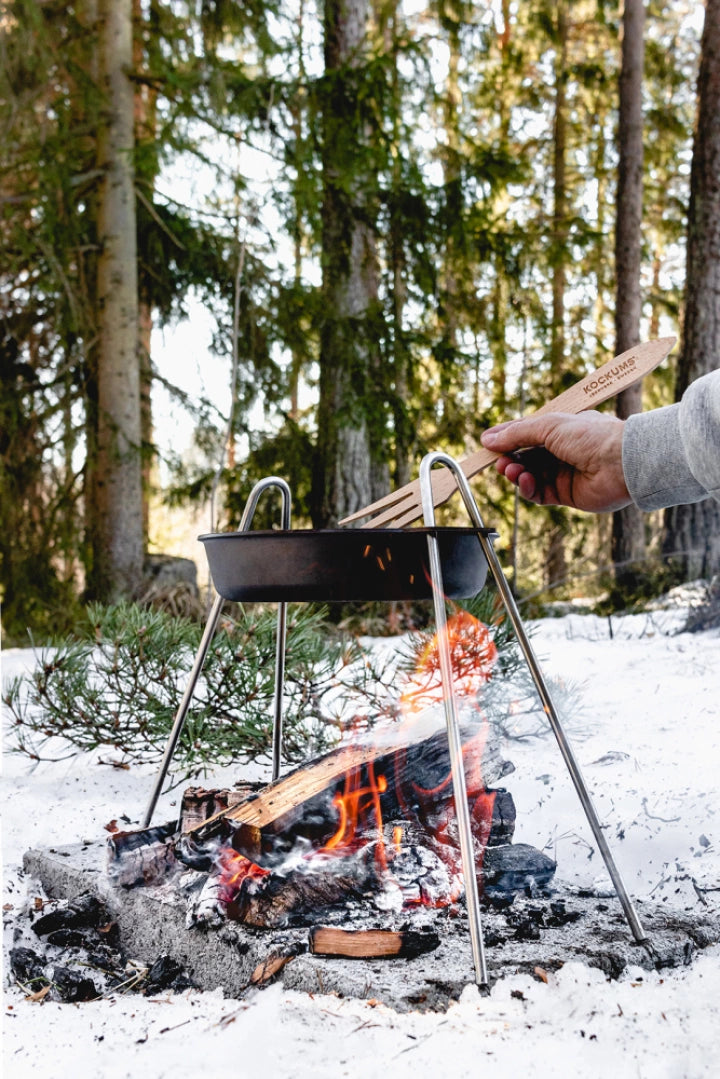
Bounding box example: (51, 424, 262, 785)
(143, 459, 647, 991)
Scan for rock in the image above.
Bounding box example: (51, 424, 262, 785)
(483, 843, 556, 899)
(142, 554, 198, 592)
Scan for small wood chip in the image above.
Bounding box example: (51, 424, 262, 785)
(250, 954, 295, 986)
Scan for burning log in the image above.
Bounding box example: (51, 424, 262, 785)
(107, 822, 179, 888)
(221, 849, 373, 929)
(309, 926, 440, 959)
(189, 713, 514, 868)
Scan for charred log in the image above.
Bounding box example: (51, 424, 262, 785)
(107, 823, 179, 888)
(179, 784, 259, 832)
(228, 855, 375, 929)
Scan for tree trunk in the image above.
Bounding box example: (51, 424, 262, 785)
(547, 3, 569, 589)
(663, 0, 720, 579)
(612, 0, 646, 592)
(90, 0, 143, 600)
(314, 0, 388, 526)
(134, 0, 159, 550)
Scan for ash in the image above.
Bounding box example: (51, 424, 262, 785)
(14, 835, 720, 1012)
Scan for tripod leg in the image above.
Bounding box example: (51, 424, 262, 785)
(475, 532, 647, 943)
(420, 456, 489, 987)
(143, 593, 224, 828)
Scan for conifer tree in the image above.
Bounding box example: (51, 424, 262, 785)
(663, 0, 720, 578)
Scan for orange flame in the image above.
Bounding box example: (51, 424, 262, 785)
(321, 761, 389, 871)
(217, 609, 500, 914)
(216, 847, 269, 905)
(394, 609, 499, 897)
(400, 609, 497, 716)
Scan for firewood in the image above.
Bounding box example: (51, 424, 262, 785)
(309, 926, 440, 959)
(179, 784, 258, 832)
(189, 713, 509, 865)
(107, 823, 179, 888)
(231, 861, 374, 928)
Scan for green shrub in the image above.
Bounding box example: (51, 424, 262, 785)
(3, 601, 380, 779)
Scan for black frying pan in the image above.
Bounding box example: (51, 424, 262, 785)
(200, 528, 493, 603)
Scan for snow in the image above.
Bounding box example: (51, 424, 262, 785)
(3, 597, 720, 1078)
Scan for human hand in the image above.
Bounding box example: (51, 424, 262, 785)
(481, 411, 632, 513)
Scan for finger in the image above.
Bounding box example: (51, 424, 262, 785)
(501, 461, 527, 485)
(517, 471, 539, 501)
(496, 458, 540, 501)
(482, 414, 567, 454)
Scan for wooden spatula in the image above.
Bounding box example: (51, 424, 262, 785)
(339, 336, 676, 529)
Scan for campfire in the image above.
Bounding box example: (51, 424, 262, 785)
(12, 464, 720, 1005)
(110, 463, 653, 989)
(109, 609, 556, 957)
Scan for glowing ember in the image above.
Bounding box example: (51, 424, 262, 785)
(216, 847, 269, 906)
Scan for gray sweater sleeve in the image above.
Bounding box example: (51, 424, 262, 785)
(623, 369, 720, 510)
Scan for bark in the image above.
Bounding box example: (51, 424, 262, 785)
(134, 0, 159, 549)
(314, 0, 388, 526)
(663, 0, 720, 578)
(612, 0, 646, 589)
(546, 5, 569, 590)
(91, 0, 143, 600)
(489, 0, 513, 418)
(550, 4, 568, 380)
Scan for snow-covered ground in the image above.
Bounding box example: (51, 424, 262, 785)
(3, 595, 720, 1078)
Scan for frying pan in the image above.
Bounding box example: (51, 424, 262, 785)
(200, 527, 493, 603)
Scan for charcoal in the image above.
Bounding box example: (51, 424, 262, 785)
(46, 928, 89, 948)
(483, 843, 556, 899)
(9, 946, 47, 986)
(510, 914, 542, 941)
(144, 954, 194, 995)
(86, 945, 124, 974)
(547, 899, 582, 927)
(487, 789, 517, 846)
(50, 965, 98, 1002)
(33, 893, 109, 936)
(481, 926, 506, 947)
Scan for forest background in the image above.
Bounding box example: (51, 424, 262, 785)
(2, 0, 720, 645)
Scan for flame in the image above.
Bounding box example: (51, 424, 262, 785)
(216, 608, 501, 915)
(394, 609, 499, 898)
(321, 761, 389, 871)
(216, 847, 269, 906)
(400, 608, 497, 715)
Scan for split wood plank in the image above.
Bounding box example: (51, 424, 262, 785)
(189, 712, 451, 839)
(309, 926, 440, 959)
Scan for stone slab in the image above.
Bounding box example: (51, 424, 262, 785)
(22, 841, 720, 1012)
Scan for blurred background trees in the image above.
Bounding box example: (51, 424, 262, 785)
(1, 0, 716, 642)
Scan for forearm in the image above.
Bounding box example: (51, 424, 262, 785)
(623, 369, 720, 510)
